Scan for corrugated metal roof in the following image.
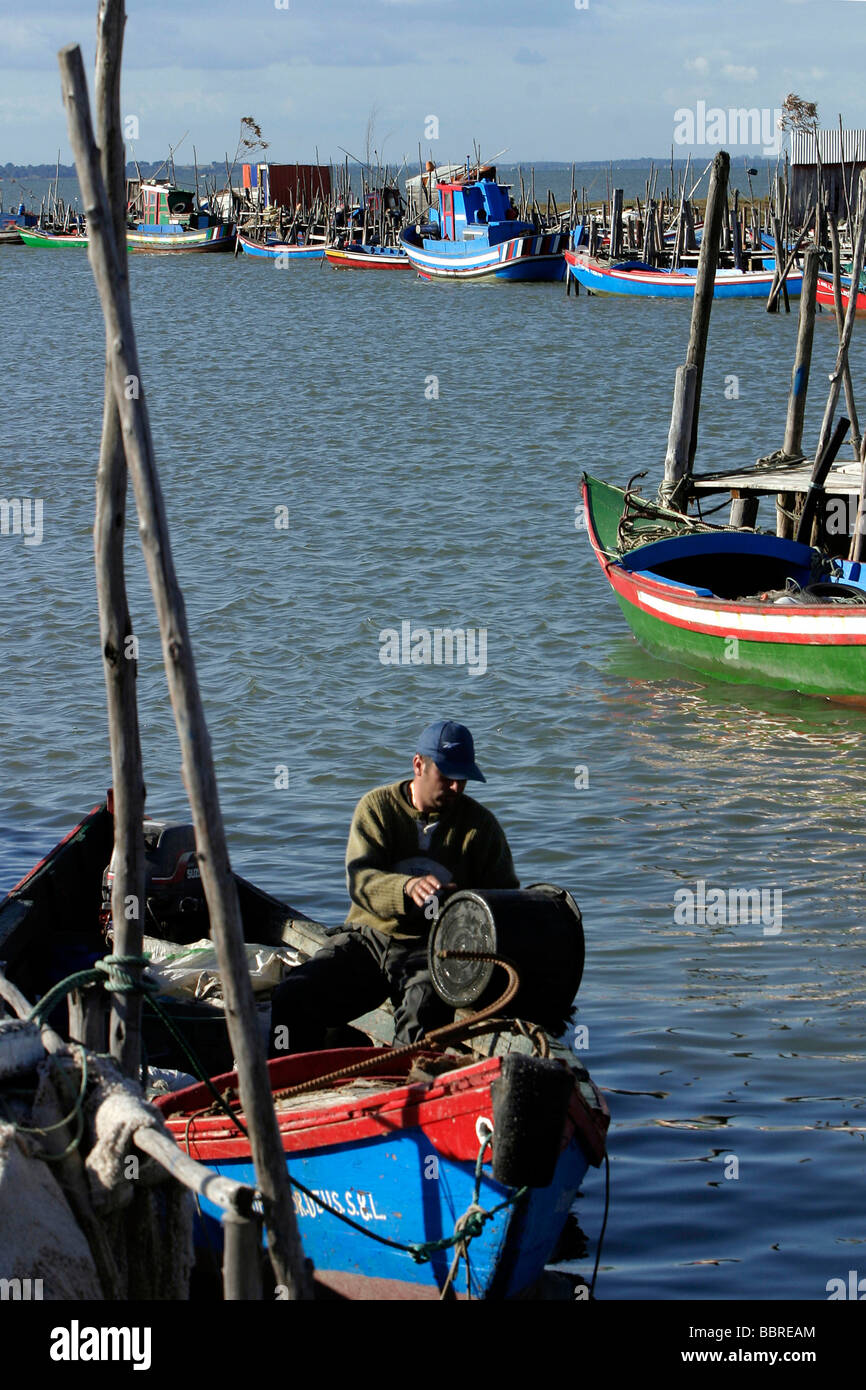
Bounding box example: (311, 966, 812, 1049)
(791, 129, 866, 165)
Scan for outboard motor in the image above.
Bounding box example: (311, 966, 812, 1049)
(426, 883, 584, 1034)
(101, 821, 208, 944)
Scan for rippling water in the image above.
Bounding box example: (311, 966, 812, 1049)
(2, 243, 865, 1301)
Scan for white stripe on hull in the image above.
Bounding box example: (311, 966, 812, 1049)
(638, 588, 866, 637)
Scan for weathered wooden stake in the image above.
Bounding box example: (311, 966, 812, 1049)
(776, 247, 819, 539)
(58, 40, 310, 1300)
(782, 247, 819, 459)
(92, 0, 146, 1083)
(610, 187, 623, 260)
(685, 150, 729, 475)
(827, 211, 862, 459)
(660, 363, 698, 510)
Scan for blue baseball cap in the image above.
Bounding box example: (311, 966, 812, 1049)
(417, 720, 486, 782)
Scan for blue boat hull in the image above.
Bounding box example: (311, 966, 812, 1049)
(196, 1126, 590, 1299)
(237, 232, 325, 260)
(566, 254, 802, 300)
(402, 230, 567, 283)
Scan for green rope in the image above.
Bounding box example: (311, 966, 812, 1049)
(26, 954, 155, 1026)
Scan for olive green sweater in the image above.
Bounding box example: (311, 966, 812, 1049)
(345, 780, 519, 938)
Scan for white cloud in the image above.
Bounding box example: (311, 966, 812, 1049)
(723, 64, 759, 82)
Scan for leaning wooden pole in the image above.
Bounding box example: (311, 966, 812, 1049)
(93, 0, 146, 1081)
(660, 151, 728, 512)
(686, 150, 729, 474)
(58, 41, 310, 1299)
(777, 248, 819, 539)
(816, 173, 866, 467)
(782, 248, 819, 459)
(827, 211, 862, 459)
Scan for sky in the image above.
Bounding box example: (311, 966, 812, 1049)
(1, 0, 865, 168)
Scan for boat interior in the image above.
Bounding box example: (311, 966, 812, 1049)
(618, 529, 866, 603)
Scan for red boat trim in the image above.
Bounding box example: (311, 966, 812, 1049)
(4, 803, 105, 898)
(164, 1053, 503, 1163)
(607, 565, 866, 645)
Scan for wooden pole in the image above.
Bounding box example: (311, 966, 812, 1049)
(660, 363, 698, 510)
(783, 248, 819, 458)
(610, 188, 623, 260)
(222, 1209, 266, 1301)
(776, 246, 819, 540)
(815, 173, 866, 467)
(58, 40, 310, 1300)
(765, 225, 810, 314)
(93, 0, 146, 1080)
(685, 150, 729, 474)
(795, 416, 851, 544)
(827, 211, 863, 459)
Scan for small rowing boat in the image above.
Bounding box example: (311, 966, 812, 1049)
(816, 269, 866, 314)
(19, 228, 89, 249)
(236, 230, 326, 260)
(582, 472, 866, 703)
(324, 242, 410, 269)
(565, 251, 802, 300)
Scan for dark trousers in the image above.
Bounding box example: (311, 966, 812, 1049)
(269, 926, 453, 1056)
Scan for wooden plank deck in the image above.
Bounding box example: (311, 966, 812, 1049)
(689, 456, 863, 498)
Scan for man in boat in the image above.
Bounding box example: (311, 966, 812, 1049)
(269, 720, 518, 1054)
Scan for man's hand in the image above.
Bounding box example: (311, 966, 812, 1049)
(404, 875, 456, 908)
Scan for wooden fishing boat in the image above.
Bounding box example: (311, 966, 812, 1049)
(0, 207, 39, 244)
(1, 801, 607, 1298)
(816, 269, 866, 313)
(125, 180, 234, 253)
(156, 1042, 607, 1300)
(583, 472, 866, 703)
(127, 222, 234, 253)
(565, 251, 802, 300)
(0, 801, 332, 1075)
(324, 241, 410, 269)
(401, 169, 566, 282)
(236, 230, 325, 260)
(19, 227, 89, 249)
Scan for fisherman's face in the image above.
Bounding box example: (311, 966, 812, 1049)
(412, 754, 466, 813)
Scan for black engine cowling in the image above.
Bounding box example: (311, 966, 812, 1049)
(101, 820, 208, 944)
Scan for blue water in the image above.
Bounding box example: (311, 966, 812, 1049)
(1, 242, 864, 1301)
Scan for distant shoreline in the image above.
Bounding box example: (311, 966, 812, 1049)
(0, 155, 782, 180)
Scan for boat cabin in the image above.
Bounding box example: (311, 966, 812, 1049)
(127, 180, 222, 233)
(428, 171, 533, 246)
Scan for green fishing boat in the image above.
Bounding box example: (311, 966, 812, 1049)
(19, 228, 89, 248)
(582, 472, 866, 704)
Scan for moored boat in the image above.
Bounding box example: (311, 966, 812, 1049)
(582, 472, 866, 703)
(2, 801, 607, 1299)
(125, 179, 234, 253)
(816, 268, 866, 313)
(0, 205, 39, 244)
(401, 168, 566, 282)
(325, 241, 410, 269)
(236, 229, 326, 260)
(156, 1041, 607, 1300)
(19, 227, 89, 249)
(565, 250, 802, 300)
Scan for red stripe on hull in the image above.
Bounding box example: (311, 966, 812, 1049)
(606, 565, 866, 646)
